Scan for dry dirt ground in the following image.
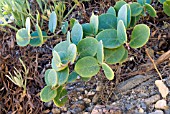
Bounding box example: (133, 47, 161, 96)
(0, 0, 170, 114)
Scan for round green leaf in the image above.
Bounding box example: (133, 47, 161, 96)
(30, 31, 47, 46)
(163, 1, 170, 16)
(57, 67, 69, 85)
(52, 50, 62, 67)
(49, 11, 57, 33)
(67, 71, 78, 83)
(71, 22, 83, 45)
(44, 69, 51, 85)
(16, 28, 30, 46)
(98, 14, 117, 30)
(137, 0, 145, 5)
(67, 31, 71, 44)
(107, 6, 116, 16)
(67, 43, 77, 64)
(45, 69, 58, 87)
(53, 86, 68, 107)
(158, 0, 166, 4)
(90, 13, 98, 35)
(129, 24, 150, 48)
(146, 0, 152, 4)
(54, 41, 70, 53)
(104, 45, 125, 64)
(117, 4, 131, 28)
(117, 20, 127, 44)
(82, 23, 94, 37)
(77, 37, 98, 58)
(102, 63, 114, 80)
(35, 24, 43, 44)
(40, 86, 57, 102)
(75, 56, 100, 78)
(114, 0, 127, 12)
(25, 17, 30, 33)
(61, 21, 68, 34)
(96, 29, 123, 49)
(97, 40, 104, 64)
(119, 49, 128, 63)
(145, 3, 157, 17)
(130, 2, 143, 16)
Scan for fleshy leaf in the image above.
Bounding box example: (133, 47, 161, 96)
(71, 22, 83, 45)
(53, 86, 68, 107)
(107, 6, 116, 16)
(16, 28, 30, 46)
(82, 23, 94, 37)
(67, 43, 77, 64)
(98, 14, 117, 30)
(137, 0, 145, 5)
(114, 0, 127, 12)
(117, 20, 127, 44)
(102, 63, 114, 80)
(25, 17, 30, 33)
(35, 24, 43, 44)
(52, 50, 62, 67)
(130, 2, 143, 16)
(67, 71, 78, 83)
(54, 41, 70, 53)
(104, 45, 125, 64)
(117, 4, 131, 28)
(49, 11, 57, 33)
(30, 31, 47, 46)
(96, 29, 124, 49)
(40, 86, 57, 102)
(97, 40, 104, 64)
(57, 67, 69, 85)
(75, 56, 100, 77)
(61, 21, 68, 34)
(119, 49, 128, 63)
(90, 13, 98, 35)
(45, 69, 58, 87)
(145, 3, 157, 17)
(163, 1, 170, 16)
(129, 24, 150, 48)
(44, 69, 51, 85)
(158, 0, 166, 4)
(77, 37, 98, 58)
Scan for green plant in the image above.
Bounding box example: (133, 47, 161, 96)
(40, 1, 151, 107)
(158, 0, 170, 16)
(5, 58, 29, 94)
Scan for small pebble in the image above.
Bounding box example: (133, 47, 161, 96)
(155, 99, 167, 109)
(78, 96, 83, 100)
(145, 94, 160, 105)
(44, 101, 53, 108)
(96, 85, 102, 91)
(66, 111, 71, 114)
(83, 98, 91, 104)
(52, 108, 61, 114)
(139, 108, 144, 113)
(92, 94, 99, 103)
(149, 110, 164, 114)
(87, 91, 95, 96)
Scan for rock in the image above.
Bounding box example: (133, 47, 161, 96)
(83, 98, 91, 104)
(96, 85, 102, 91)
(66, 111, 71, 114)
(164, 109, 170, 114)
(83, 112, 89, 114)
(91, 105, 122, 114)
(125, 103, 134, 110)
(76, 88, 84, 92)
(144, 94, 160, 105)
(155, 99, 167, 109)
(139, 108, 144, 113)
(70, 108, 83, 114)
(78, 96, 83, 100)
(61, 107, 67, 111)
(44, 101, 53, 108)
(117, 75, 152, 92)
(140, 102, 147, 111)
(87, 91, 95, 96)
(149, 110, 164, 114)
(92, 94, 99, 103)
(52, 108, 61, 114)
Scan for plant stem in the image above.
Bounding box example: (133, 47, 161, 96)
(146, 48, 162, 80)
(63, 4, 77, 20)
(6, 24, 18, 31)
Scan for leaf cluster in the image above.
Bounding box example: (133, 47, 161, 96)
(40, 0, 152, 107)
